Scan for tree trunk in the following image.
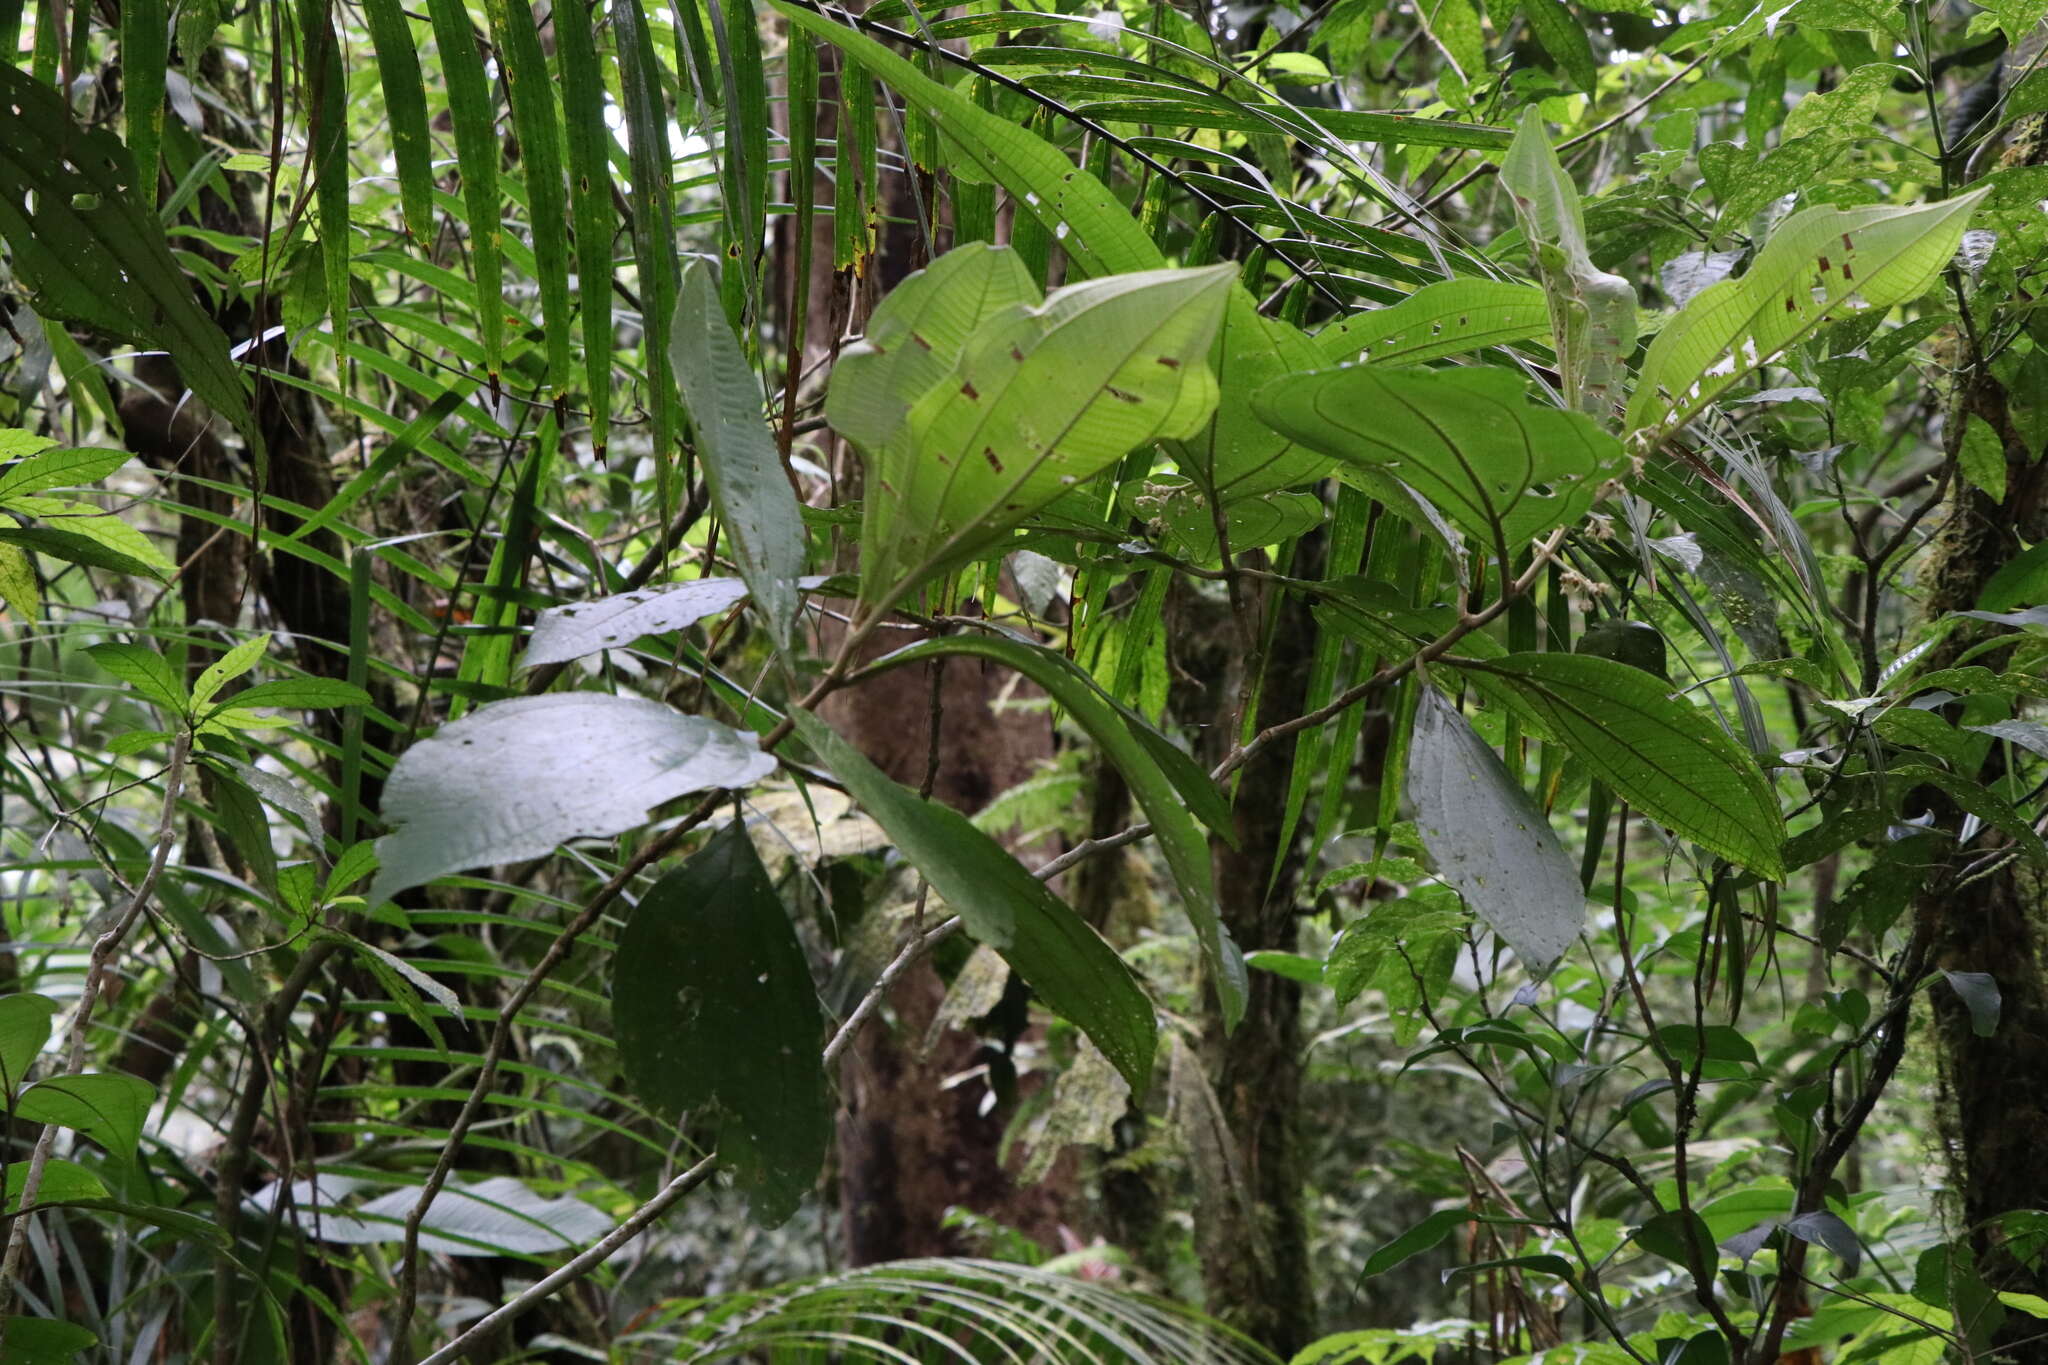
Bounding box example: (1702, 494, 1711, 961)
(1174, 566, 1318, 1355)
(1911, 240, 2048, 1355)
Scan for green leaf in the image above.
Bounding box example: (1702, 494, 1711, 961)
(1252, 365, 1628, 552)
(1408, 685, 1585, 975)
(2, 1158, 108, 1204)
(1174, 295, 1337, 502)
(85, 642, 188, 715)
(613, 821, 829, 1225)
(1501, 109, 1637, 416)
(1314, 279, 1552, 368)
(1942, 971, 2001, 1038)
(1628, 188, 1989, 435)
(1635, 1209, 1719, 1268)
(370, 694, 777, 904)
(484, 0, 573, 404)
(1124, 475, 1326, 560)
(0, 67, 268, 450)
(837, 255, 1233, 615)
(1463, 653, 1787, 877)
(0, 544, 34, 625)
(1889, 764, 2048, 867)
(425, 0, 505, 382)
(16, 1071, 156, 1160)
(3, 496, 175, 575)
(789, 707, 1157, 1092)
(217, 677, 371, 712)
(0, 993, 58, 1095)
(0, 446, 130, 500)
(0, 522, 168, 581)
(773, 1, 1167, 278)
(0, 1318, 97, 1363)
(1361, 1207, 1480, 1278)
(190, 632, 272, 709)
(860, 632, 1246, 1031)
(670, 259, 808, 654)
(1521, 0, 1597, 90)
(359, 0, 435, 243)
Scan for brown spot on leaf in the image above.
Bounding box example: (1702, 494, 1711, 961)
(961, 379, 979, 399)
(1106, 386, 1142, 404)
(1157, 355, 1181, 369)
(983, 447, 1005, 473)
(911, 332, 933, 350)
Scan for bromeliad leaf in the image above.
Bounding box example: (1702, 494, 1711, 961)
(1627, 187, 1989, 436)
(788, 708, 1157, 1091)
(1461, 652, 1787, 877)
(1407, 685, 1585, 976)
(835, 257, 1233, 617)
(1314, 279, 1552, 368)
(613, 821, 829, 1226)
(1500, 109, 1638, 418)
(370, 694, 776, 904)
(1252, 365, 1627, 553)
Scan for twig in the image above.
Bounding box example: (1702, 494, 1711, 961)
(0, 730, 190, 1351)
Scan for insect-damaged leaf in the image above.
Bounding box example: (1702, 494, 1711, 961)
(613, 821, 829, 1226)
(828, 249, 1232, 617)
(1253, 365, 1627, 551)
(1314, 279, 1551, 369)
(1628, 187, 1988, 435)
(370, 695, 776, 904)
(1407, 685, 1585, 976)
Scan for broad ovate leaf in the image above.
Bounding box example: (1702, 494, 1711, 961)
(825, 242, 1038, 456)
(841, 261, 1233, 616)
(370, 694, 776, 903)
(1407, 685, 1585, 976)
(1466, 652, 1787, 877)
(249, 1173, 612, 1255)
(1628, 187, 1989, 435)
(17, 1072, 155, 1161)
(1253, 365, 1627, 551)
(1172, 291, 1335, 501)
(670, 258, 808, 655)
(1314, 279, 1551, 368)
(789, 708, 1157, 1091)
(613, 821, 829, 1226)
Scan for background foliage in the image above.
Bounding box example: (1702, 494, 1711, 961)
(3, 0, 2047, 1360)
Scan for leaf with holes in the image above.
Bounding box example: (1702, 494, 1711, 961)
(1173, 294, 1336, 502)
(1628, 188, 1989, 435)
(1253, 365, 1626, 552)
(836, 259, 1232, 616)
(1314, 279, 1552, 368)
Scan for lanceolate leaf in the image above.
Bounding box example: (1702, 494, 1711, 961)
(860, 632, 1247, 1031)
(1253, 365, 1627, 553)
(524, 575, 831, 668)
(424, 0, 505, 384)
(671, 259, 808, 654)
(1314, 279, 1552, 367)
(370, 695, 777, 904)
(773, 0, 1166, 278)
(839, 259, 1233, 616)
(1462, 653, 1787, 877)
(613, 821, 829, 1226)
(1628, 188, 1989, 435)
(1407, 685, 1585, 976)
(788, 708, 1157, 1091)
(0, 65, 258, 455)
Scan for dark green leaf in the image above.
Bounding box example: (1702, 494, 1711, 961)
(613, 822, 829, 1226)
(16, 1071, 155, 1160)
(789, 708, 1157, 1092)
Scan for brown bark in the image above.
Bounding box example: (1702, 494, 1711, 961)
(1173, 567, 1318, 1355)
(1911, 244, 2048, 1356)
